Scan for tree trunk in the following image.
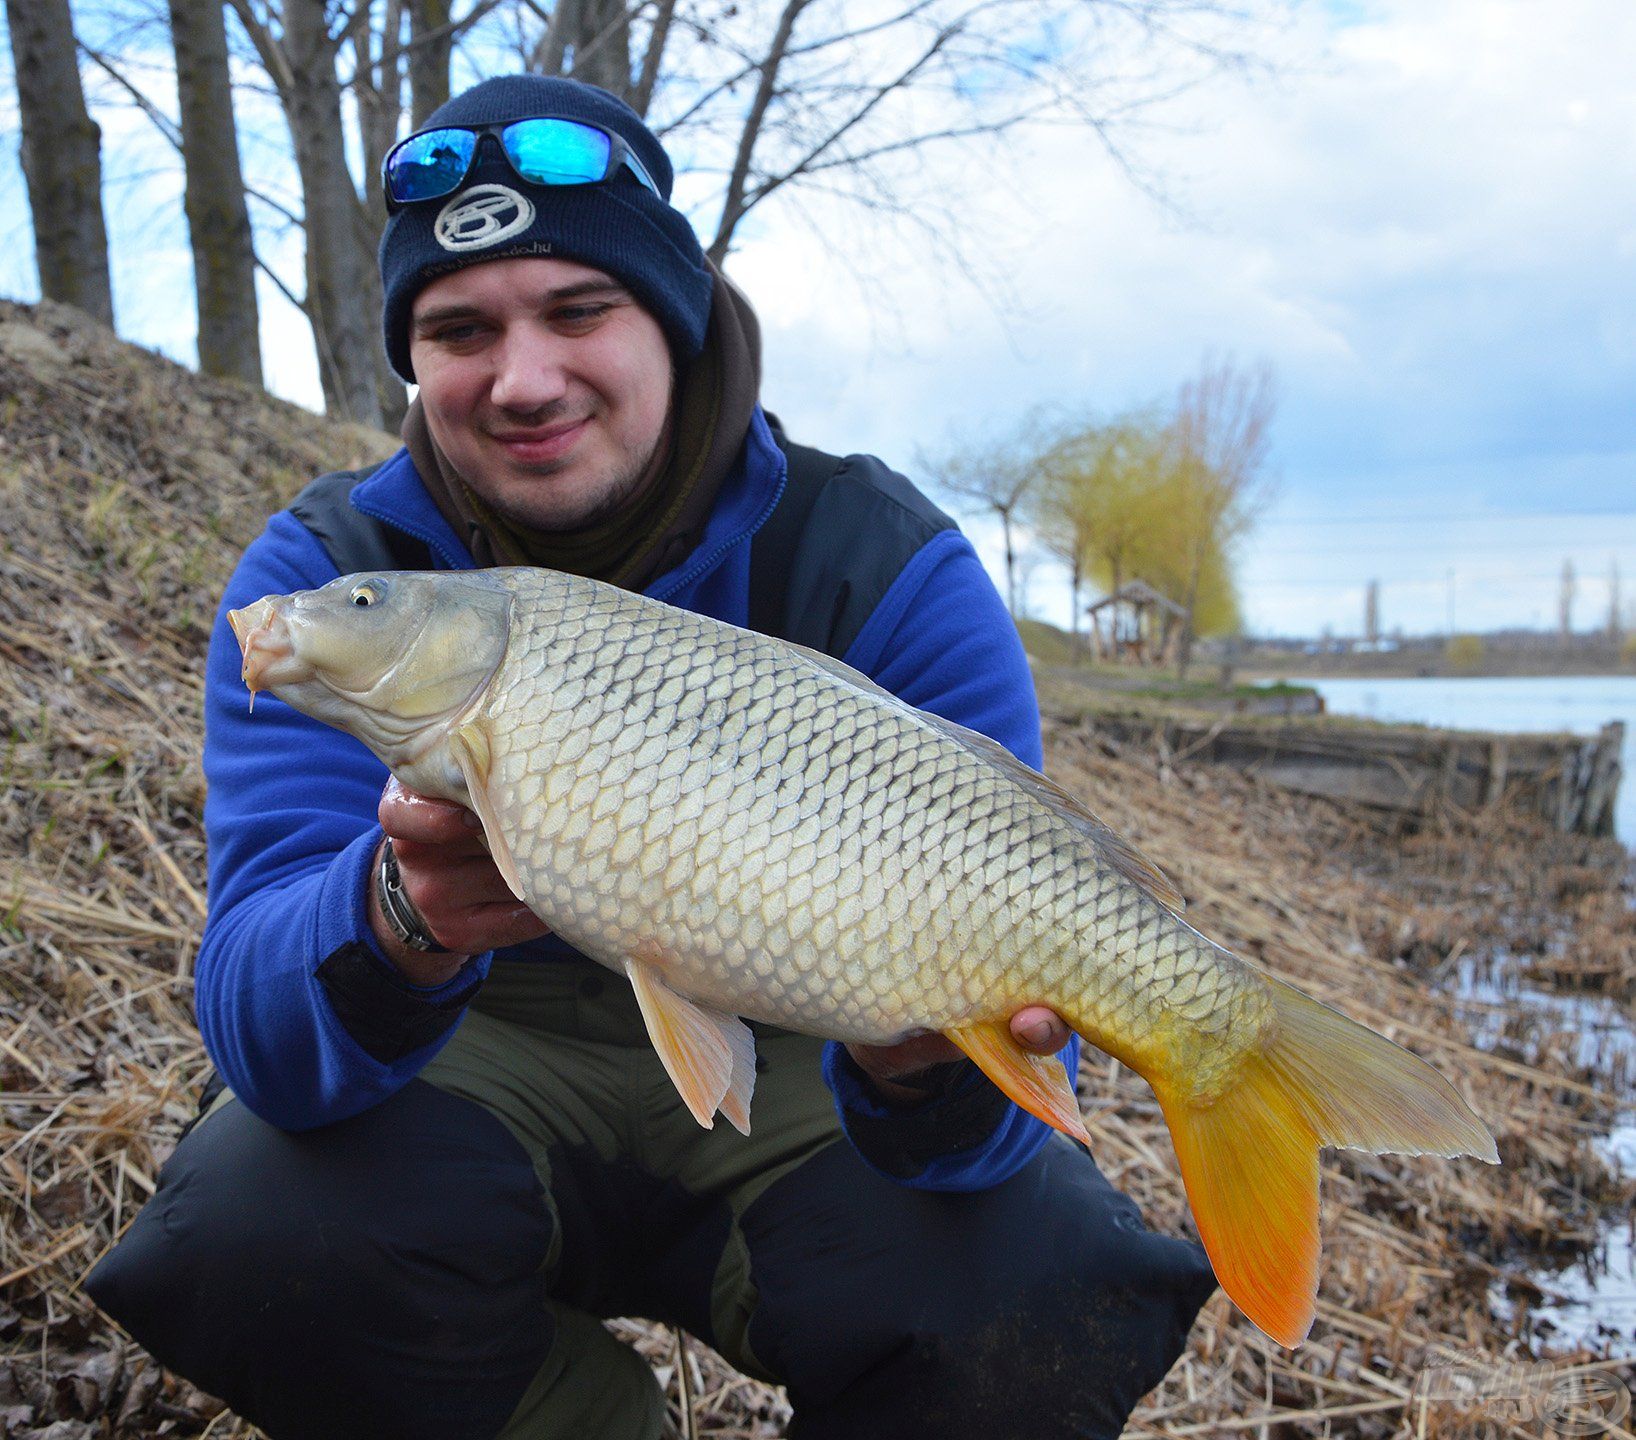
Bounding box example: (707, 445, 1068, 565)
(1068, 553, 1082, 658)
(343, 1, 409, 430)
(1178, 569, 1200, 680)
(570, 0, 633, 100)
(408, 0, 453, 124)
(630, 0, 676, 118)
(532, 0, 576, 76)
(168, 0, 262, 385)
(283, 0, 385, 427)
(5, 0, 114, 324)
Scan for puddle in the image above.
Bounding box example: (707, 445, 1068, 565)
(1447, 956, 1636, 1357)
(1450, 955, 1636, 1083)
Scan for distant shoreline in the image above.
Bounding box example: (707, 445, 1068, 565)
(1238, 656, 1636, 682)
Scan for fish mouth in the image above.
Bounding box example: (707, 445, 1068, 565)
(228, 597, 297, 700)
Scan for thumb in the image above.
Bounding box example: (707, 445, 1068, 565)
(1010, 1007, 1071, 1055)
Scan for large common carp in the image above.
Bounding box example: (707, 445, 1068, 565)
(229, 566, 1497, 1347)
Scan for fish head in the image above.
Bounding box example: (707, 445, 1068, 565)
(227, 571, 511, 767)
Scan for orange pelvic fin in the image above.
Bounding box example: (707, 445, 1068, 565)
(1152, 974, 1498, 1348)
(946, 1020, 1092, 1146)
(626, 952, 756, 1134)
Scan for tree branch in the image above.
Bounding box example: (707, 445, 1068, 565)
(708, 0, 815, 263)
(225, 0, 295, 98)
(631, 0, 676, 115)
(738, 21, 964, 213)
(77, 42, 184, 148)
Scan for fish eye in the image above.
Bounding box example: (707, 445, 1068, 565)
(350, 581, 385, 608)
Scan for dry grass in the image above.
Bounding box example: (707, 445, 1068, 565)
(2, 299, 1633, 1437)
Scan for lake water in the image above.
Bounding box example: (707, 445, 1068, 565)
(1301, 676, 1636, 846)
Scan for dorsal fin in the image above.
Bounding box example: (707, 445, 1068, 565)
(780, 640, 1187, 914)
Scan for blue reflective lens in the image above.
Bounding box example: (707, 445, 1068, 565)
(387, 128, 478, 203)
(502, 119, 611, 185)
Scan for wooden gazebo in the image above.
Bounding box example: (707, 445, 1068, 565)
(1084, 580, 1187, 665)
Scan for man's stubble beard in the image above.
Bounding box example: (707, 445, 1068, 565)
(562, 431, 666, 530)
(497, 388, 675, 534)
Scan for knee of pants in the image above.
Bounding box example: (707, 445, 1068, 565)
(743, 1136, 1218, 1440)
(86, 1081, 555, 1440)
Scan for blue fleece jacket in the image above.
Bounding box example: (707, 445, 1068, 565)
(197, 407, 1076, 1190)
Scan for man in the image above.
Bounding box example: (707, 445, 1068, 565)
(88, 74, 1214, 1440)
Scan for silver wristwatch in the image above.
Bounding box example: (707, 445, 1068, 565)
(375, 838, 450, 953)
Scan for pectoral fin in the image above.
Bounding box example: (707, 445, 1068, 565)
(626, 952, 756, 1135)
(450, 721, 528, 905)
(946, 1020, 1092, 1146)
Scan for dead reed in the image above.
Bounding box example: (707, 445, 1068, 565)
(2, 300, 1631, 1437)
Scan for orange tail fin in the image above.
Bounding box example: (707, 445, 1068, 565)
(1148, 975, 1498, 1348)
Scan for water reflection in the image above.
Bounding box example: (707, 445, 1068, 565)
(1448, 954, 1636, 1356)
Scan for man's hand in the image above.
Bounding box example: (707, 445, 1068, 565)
(368, 777, 549, 984)
(846, 1007, 1073, 1107)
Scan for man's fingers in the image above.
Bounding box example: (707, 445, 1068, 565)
(379, 777, 484, 845)
(394, 849, 522, 912)
(1010, 1006, 1072, 1054)
(430, 903, 549, 956)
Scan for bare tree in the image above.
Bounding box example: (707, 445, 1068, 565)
(693, 0, 1260, 265)
(1029, 456, 1091, 647)
(225, 0, 401, 426)
(5, 0, 115, 324)
(919, 407, 1063, 614)
(1168, 355, 1274, 676)
(169, 0, 262, 384)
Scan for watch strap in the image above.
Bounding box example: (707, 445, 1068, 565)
(375, 838, 451, 954)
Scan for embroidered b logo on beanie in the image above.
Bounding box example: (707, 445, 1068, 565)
(434, 184, 537, 252)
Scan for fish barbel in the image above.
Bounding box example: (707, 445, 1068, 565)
(228, 566, 1498, 1348)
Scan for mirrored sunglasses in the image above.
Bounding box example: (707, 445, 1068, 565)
(383, 116, 660, 212)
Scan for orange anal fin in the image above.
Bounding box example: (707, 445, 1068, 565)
(626, 952, 756, 1133)
(1154, 1065, 1319, 1349)
(947, 1021, 1092, 1146)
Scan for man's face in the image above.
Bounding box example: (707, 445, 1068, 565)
(408, 255, 675, 532)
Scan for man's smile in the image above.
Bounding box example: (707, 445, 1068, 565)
(487, 415, 592, 463)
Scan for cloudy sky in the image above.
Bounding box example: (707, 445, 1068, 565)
(2, 0, 1632, 638)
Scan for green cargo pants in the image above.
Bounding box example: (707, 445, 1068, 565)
(423, 958, 843, 1438)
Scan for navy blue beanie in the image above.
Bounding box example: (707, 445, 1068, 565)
(379, 76, 713, 381)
